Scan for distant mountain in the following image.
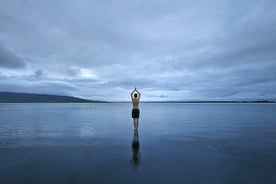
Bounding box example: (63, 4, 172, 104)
(0, 92, 107, 103)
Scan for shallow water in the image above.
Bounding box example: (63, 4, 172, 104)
(0, 103, 276, 184)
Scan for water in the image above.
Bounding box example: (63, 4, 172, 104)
(0, 103, 276, 184)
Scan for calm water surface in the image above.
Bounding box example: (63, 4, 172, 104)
(0, 103, 276, 184)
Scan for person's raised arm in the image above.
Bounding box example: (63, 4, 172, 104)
(130, 88, 135, 99)
(136, 89, 141, 100)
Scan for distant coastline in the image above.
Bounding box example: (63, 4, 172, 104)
(0, 92, 107, 103)
(140, 100, 275, 103)
(114, 100, 275, 103)
(0, 92, 275, 103)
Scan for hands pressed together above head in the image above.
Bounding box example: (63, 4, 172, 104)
(131, 87, 141, 98)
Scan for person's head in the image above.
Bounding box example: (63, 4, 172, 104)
(134, 93, 138, 98)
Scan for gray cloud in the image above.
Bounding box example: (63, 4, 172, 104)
(0, 43, 26, 69)
(0, 0, 275, 101)
(0, 78, 77, 96)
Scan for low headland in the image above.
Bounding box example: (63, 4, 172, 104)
(0, 92, 107, 103)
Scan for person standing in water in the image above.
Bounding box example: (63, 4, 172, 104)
(131, 87, 141, 131)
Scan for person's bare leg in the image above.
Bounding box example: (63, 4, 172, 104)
(134, 118, 138, 131)
(133, 118, 136, 131)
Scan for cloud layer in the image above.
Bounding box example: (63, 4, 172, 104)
(0, 0, 276, 101)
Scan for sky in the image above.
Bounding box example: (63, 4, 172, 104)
(0, 0, 276, 101)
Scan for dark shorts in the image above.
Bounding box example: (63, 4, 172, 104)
(132, 109, 140, 118)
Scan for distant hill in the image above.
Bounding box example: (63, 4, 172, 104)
(0, 92, 107, 103)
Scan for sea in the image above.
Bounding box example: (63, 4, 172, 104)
(0, 103, 275, 184)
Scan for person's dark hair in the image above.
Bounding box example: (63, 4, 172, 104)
(134, 93, 138, 98)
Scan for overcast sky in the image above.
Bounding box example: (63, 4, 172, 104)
(0, 0, 276, 101)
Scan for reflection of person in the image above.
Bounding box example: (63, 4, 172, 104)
(130, 87, 141, 131)
(131, 130, 140, 168)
